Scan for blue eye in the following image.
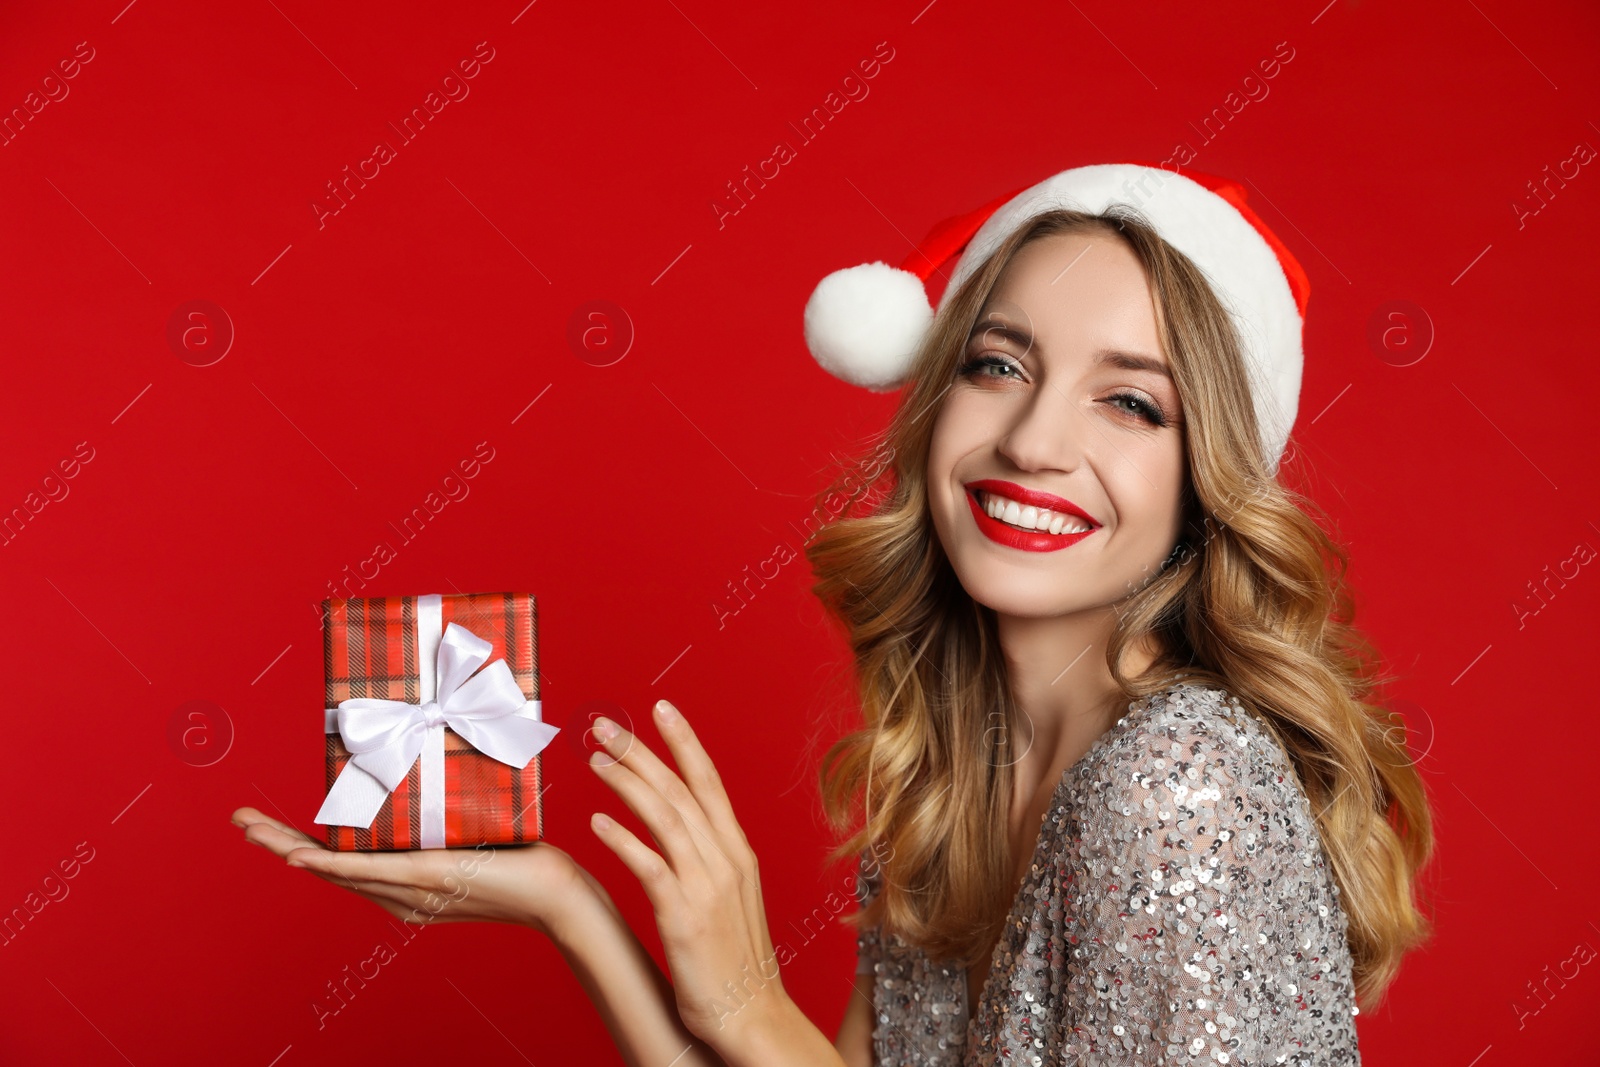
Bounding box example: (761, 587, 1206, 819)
(1107, 390, 1168, 427)
(957, 355, 1172, 429)
(955, 354, 1023, 380)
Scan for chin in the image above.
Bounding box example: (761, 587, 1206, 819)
(949, 560, 1097, 618)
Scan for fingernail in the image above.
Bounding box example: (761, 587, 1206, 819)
(655, 700, 678, 723)
(593, 717, 619, 742)
(287, 859, 305, 868)
(590, 750, 616, 767)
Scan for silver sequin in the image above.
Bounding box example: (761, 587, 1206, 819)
(854, 682, 1361, 1065)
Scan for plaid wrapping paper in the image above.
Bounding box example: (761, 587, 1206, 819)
(322, 591, 546, 851)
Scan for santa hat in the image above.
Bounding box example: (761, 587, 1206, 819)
(802, 162, 1311, 469)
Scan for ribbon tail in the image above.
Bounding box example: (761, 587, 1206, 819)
(524, 719, 561, 755)
(450, 713, 560, 769)
(443, 661, 559, 768)
(314, 761, 393, 828)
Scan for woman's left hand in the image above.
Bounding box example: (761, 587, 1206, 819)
(586, 699, 792, 1054)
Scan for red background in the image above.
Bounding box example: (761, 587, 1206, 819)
(3, 1, 1597, 1063)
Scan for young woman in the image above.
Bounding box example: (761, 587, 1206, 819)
(233, 162, 1435, 1067)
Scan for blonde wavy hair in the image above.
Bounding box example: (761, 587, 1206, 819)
(807, 207, 1436, 1010)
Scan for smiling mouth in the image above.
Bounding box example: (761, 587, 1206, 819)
(971, 489, 1097, 536)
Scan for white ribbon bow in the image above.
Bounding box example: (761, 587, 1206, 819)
(314, 615, 558, 846)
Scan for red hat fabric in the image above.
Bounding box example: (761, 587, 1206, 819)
(803, 162, 1311, 470)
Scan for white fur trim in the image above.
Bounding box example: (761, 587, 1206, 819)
(803, 262, 933, 392)
(941, 164, 1303, 469)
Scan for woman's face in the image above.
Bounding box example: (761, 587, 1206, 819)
(926, 230, 1189, 619)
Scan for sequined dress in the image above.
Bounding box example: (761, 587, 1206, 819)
(853, 682, 1361, 1066)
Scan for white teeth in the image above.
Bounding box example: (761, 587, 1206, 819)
(979, 490, 1092, 535)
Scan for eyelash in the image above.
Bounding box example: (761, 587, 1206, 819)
(954, 354, 1171, 428)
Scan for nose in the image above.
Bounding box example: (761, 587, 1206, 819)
(995, 380, 1091, 475)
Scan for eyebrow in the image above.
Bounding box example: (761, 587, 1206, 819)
(1096, 350, 1172, 380)
(966, 319, 1172, 380)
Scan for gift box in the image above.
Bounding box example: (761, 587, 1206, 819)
(313, 592, 559, 851)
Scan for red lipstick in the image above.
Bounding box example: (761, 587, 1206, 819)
(963, 479, 1100, 553)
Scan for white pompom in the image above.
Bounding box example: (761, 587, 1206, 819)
(803, 261, 933, 391)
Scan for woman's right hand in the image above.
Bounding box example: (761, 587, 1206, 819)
(233, 807, 733, 1067)
(230, 807, 615, 938)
